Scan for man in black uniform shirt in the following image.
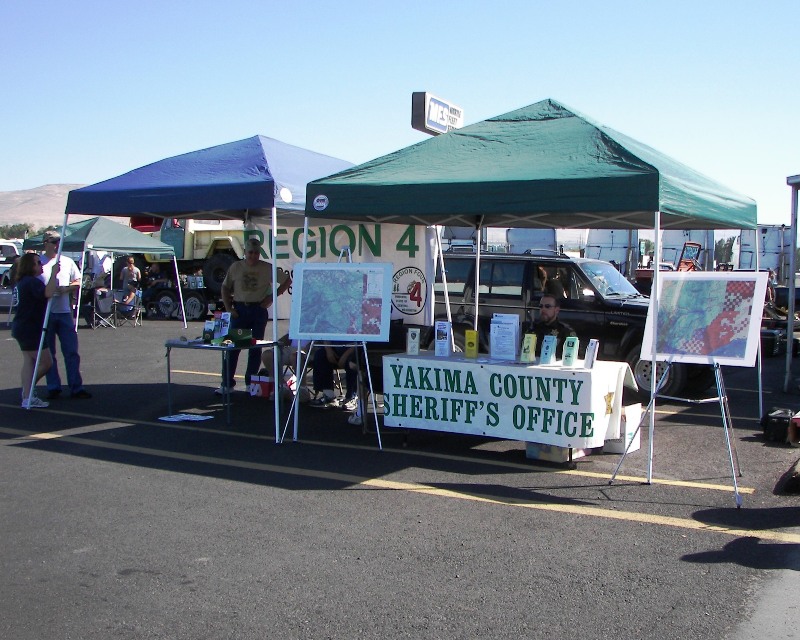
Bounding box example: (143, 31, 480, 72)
(532, 294, 576, 358)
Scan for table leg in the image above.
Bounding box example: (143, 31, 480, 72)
(223, 351, 231, 425)
(166, 346, 173, 415)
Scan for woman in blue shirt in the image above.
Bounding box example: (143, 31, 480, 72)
(11, 253, 59, 408)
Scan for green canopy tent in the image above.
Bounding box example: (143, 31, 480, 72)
(23, 216, 187, 328)
(307, 98, 755, 230)
(305, 98, 759, 484)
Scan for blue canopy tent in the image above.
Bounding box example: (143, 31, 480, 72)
(67, 135, 352, 219)
(32, 136, 353, 441)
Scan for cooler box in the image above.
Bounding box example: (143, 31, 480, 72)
(248, 376, 274, 398)
(760, 329, 782, 357)
(525, 443, 587, 464)
(603, 403, 642, 454)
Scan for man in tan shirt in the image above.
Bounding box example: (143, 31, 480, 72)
(216, 237, 291, 395)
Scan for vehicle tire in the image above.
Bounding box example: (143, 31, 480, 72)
(202, 253, 236, 295)
(626, 346, 687, 396)
(153, 290, 179, 320)
(181, 291, 207, 321)
(686, 365, 716, 394)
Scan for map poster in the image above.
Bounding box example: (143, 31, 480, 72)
(289, 262, 393, 342)
(641, 271, 768, 367)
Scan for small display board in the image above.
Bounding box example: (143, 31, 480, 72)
(289, 262, 393, 342)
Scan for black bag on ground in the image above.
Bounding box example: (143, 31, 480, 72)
(760, 407, 794, 444)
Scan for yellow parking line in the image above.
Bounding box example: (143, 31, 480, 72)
(1, 426, 793, 543)
(0, 403, 755, 494)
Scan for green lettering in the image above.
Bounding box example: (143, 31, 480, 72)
(425, 396, 439, 420)
(486, 402, 499, 427)
(512, 405, 525, 430)
(443, 369, 461, 393)
(463, 371, 477, 395)
(552, 377, 568, 403)
(568, 380, 584, 406)
(390, 364, 403, 388)
(489, 373, 502, 397)
(416, 366, 432, 390)
(580, 413, 594, 438)
(395, 225, 419, 258)
(392, 393, 408, 417)
(358, 224, 380, 257)
(527, 406, 541, 432)
(330, 225, 356, 255)
(404, 367, 417, 389)
(536, 377, 550, 402)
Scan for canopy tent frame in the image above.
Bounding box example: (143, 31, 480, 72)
(24, 216, 186, 330)
(22, 135, 353, 443)
(305, 98, 759, 482)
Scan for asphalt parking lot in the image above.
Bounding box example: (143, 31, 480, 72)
(1, 317, 799, 639)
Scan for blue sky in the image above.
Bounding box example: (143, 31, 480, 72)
(1, 0, 798, 224)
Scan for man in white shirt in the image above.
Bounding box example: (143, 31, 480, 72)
(39, 230, 91, 399)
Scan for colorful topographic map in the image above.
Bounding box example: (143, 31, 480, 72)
(655, 279, 756, 359)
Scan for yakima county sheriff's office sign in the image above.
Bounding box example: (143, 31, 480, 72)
(382, 355, 633, 448)
(412, 92, 464, 135)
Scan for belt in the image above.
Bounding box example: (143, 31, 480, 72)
(237, 301, 263, 307)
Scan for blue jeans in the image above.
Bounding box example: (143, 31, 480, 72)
(46, 312, 85, 394)
(312, 346, 358, 398)
(221, 303, 268, 388)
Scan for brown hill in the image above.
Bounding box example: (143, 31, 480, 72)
(0, 184, 97, 232)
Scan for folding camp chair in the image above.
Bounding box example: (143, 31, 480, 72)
(114, 289, 143, 327)
(90, 289, 116, 329)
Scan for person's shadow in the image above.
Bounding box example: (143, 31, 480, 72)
(684, 506, 800, 571)
(682, 536, 800, 571)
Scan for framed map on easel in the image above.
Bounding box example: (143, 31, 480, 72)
(289, 262, 393, 342)
(641, 271, 768, 367)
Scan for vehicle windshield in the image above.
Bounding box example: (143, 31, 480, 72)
(580, 261, 642, 297)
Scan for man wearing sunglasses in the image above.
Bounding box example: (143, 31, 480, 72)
(39, 230, 91, 399)
(532, 293, 576, 359)
(216, 237, 291, 395)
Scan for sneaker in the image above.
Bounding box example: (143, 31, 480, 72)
(214, 385, 235, 396)
(342, 396, 359, 412)
(21, 395, 49, 409)
(71, 389, 92, 399)
(309, 395, 341, 409)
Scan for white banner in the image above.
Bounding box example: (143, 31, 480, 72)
(382, 355, 633, 448)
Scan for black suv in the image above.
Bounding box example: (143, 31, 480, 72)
(434, 250, 714, 396)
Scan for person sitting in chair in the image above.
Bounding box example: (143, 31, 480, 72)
(308, 344, 359, 411)
(259, 336, 311, 402)
(117, 281, 140, 318)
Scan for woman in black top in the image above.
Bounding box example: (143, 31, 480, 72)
(12, 253, 59, 408)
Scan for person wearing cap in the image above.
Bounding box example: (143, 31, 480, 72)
(117, 280, 140, 317)
(39, 230, 92, 399)
(216, 237, 291, 395)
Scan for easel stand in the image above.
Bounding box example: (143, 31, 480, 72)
(610, 361, 744, 508)
(280, 340, 382, 449)
(281, 245, 383, 449)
